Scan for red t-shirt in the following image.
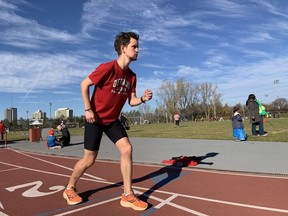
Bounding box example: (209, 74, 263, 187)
(88, 60, 136, 124)
(0, 123, 5, 132)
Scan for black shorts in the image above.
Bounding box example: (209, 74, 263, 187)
(84, 119, 128, 151)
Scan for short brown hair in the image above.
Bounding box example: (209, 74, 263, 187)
(114, 32, 139, 55)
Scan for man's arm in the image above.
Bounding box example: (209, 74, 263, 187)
(128, 89, 153, 107)
(81, 77, 96, 123)
(128, 92, 143, 107)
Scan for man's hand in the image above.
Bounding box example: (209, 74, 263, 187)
(143, 89, 153, 102)
(85, 109, 96, 123)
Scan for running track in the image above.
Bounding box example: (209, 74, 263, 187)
(0, 148, 288, 216)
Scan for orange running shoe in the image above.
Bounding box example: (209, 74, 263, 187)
(63, 187, 83, 205)
(120, 191, 148, 211)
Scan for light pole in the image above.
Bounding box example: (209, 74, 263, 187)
(165, 111, 168, 123)
(26, 110, 29, 128)
(49, 102, 52, 119)
(273, 80, 280, 110)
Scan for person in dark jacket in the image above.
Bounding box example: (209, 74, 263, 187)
(57, 124, 70, 146)
(246, 94, 267, 136)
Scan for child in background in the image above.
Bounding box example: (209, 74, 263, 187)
(231, 106, 247, 141)
(47, 129, 62, 149)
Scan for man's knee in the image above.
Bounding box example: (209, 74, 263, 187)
(82, 151, 98, 167)
(80, 157, 95, 169)
(123, 144, 132, 155)
(116, 138, 132, 155)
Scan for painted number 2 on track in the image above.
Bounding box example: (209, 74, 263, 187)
(5, 180, 65, 197)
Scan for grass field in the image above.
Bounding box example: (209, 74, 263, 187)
(3, 118, 288, 142)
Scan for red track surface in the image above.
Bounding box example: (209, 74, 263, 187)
(1, 148, 288, 216)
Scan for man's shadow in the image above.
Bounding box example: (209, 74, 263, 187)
(194, 152, 218, 165)
(79, 152, 218, 203)
(136, 152, 218, 201)
(79, 165, 182, 204)
(133, 165, 182, 202)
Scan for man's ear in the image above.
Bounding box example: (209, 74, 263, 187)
(120, 45, 126, 54)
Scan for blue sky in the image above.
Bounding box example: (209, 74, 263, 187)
(0, 0, 287, 119)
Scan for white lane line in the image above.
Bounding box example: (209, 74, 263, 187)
(132, 185, 288, 214)
(147, 191, 288, 215)
(0, 161, 76, 179)
(0, 161, 119, 186)
(54, 192, 209, 216)
(0, 167, 21, 173)
(152, 194, 209, 216)
(154, 194, 177, 209)
(179, 193, 288, 214)
(11, 149, 106, 181)
(53, 196, 120, 216)
(168, 201, 209, 216)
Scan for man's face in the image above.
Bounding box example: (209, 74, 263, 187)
(123, 38, 139, 61)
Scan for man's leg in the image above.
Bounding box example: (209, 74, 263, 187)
(67, 149, 98, 188)
(115, 137, 133, 195)
(63, 149, 98, 205)
(105, 120, 147, 210)
(116, 137, 148, 211)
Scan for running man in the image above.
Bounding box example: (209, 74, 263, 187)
(63, 32, 152, 211)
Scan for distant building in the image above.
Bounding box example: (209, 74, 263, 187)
(32, 110, 46, 120)
(4, 107, 17, 122)
(55, 108, 73, 120)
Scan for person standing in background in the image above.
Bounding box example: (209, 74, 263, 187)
(174, 112, 180, 127)
(0, 120, 6, 140)
(246, 94, 267, 136)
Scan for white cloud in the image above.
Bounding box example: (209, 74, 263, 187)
(1, 0, 288, 118)
(241, 32, 276, 43)
(0, 52, 92, 94)
(0, 0, 18, 10)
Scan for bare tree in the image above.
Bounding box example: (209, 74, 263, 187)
(157, 80, 178, 121)
(154, 105, 167, 123)
(198, 82, 221, 119)
(176, 79, 198, 119)
(138, 103, 151, 123)
(198, 82, 212, 119)
(210, 84, 222, 119)
(157, 80, 222, 121)
(272, 97, 287, 110)
(177, 79, 191, 110)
